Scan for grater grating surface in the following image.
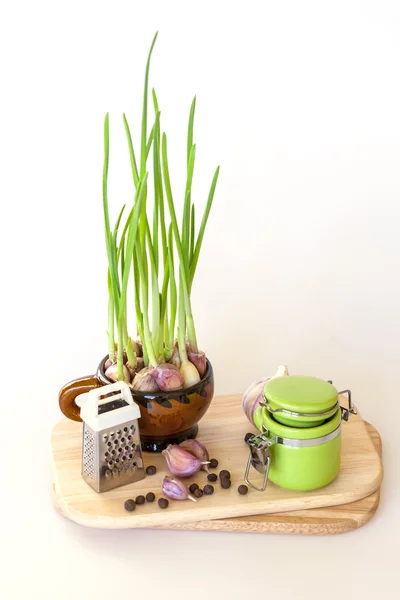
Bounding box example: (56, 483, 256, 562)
(83, 428, 95, 479)
(80, 381, 145, 492)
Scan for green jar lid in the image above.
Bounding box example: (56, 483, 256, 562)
(263, 375, 339, 427)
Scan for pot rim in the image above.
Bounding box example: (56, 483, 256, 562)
(97, 356, 213, 398)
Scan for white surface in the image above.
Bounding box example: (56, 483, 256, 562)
(1, 1, 399, 598)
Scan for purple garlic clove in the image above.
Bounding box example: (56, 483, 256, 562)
(162, 444, 207, 478)
(179, 439, 209, 472)
(152, 363, 184, 392)
(131, 366, 160, 392)
(188, 350, 207, 379)
(104, 357, 114, 370)
(162, 476, 196, 502)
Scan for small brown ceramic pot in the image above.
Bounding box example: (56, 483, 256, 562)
(58, 356, 214, 452)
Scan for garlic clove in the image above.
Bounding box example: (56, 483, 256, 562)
(168, 341, 181, 369)
(104, 357, 114, 370)
(136, 356, 145, 371)
(188, 350, 207, 379)
(162, 476, 197, 502)
(179, 439, 209, 472)
(129, 338, 141, 357)
(241, 365, 289, 426)
(162, 444, 207, 478)
(134, 337, 143, 357)
(180, 360, 200, 388)
(105, 363, 131, 384)
(131, 366, 160, 392)
(152, 363, 184, 392)
(241, 378, 266, 425)
(275, 365, 289, 378)
(127, 356, 145, 380)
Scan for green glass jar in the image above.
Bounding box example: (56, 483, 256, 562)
(245, 375, 355, 492)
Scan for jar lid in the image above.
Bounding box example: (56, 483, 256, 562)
(263, 375, 339, 427)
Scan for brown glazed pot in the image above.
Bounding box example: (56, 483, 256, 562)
(59, 356, 214, 452)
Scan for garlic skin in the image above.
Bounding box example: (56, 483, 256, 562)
(129, 338, 141, 357)
(180, 360, 201, 388)
(131, 366, 160, 392)
(152, 363, 184, 392)
(162, 444, 207, 478)
(105, 363, 131, 384)
(179, 439, 209, 472)
(104, 357, 114, 370)
(136, 356, 145, 371)
(162, 476, 196, 502)
(127, 356, 144, 380)
(168, 342, 181, 369)
(242, 365, 289, 426)
(188, 350, 207, 379)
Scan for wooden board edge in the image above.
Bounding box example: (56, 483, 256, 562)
(165, 490, 381, 535)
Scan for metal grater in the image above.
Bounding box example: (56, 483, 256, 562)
(79, 381, 145, 493)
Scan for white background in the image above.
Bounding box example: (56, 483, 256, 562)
(1, 1, 399, 598)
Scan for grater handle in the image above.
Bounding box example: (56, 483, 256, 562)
(59, 374, 100, 422)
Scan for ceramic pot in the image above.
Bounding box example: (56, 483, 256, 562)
(59, 356, 214, 452)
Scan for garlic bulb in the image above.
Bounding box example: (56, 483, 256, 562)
(105, 363, 131, 384)
(127, 356, 145, 380)
(152, 363, 184, 391)
(104, 357, 114, 370)
(131, 366, 160, 392)
(162, 476, 196, 502)
(242, 365, 289, 426)
(168, 342, 181, 369)
(180, 360, 201, 388)
(129, 356, 144, 376)
(188, 350, 207, 379)
(162, 444, 208, 478)
(179, 439, 209, 472)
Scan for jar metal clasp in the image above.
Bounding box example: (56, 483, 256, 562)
(338, 389, 357, 421)
(244, 429, 277, 492)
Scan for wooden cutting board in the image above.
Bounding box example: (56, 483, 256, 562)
(52, 422, 381, 535)
(51, 394, 383, 530)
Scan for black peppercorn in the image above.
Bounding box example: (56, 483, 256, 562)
(158, 498, 169, 509)
(203, 484, 214, 495)
(238, 484, 248, 495)
(124, 499, 136, 512)
(146, 465, 157, 475)
(207, 473, 218, 482)
(221, 478, 231, 489)
(189, 483, 199, 493)
(193, 488, 203, 498)
(146, 492, 155, 503)
(209, 458, 219, 469)
(135, 495, 145, 505)
(219, 470, 231, 480)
